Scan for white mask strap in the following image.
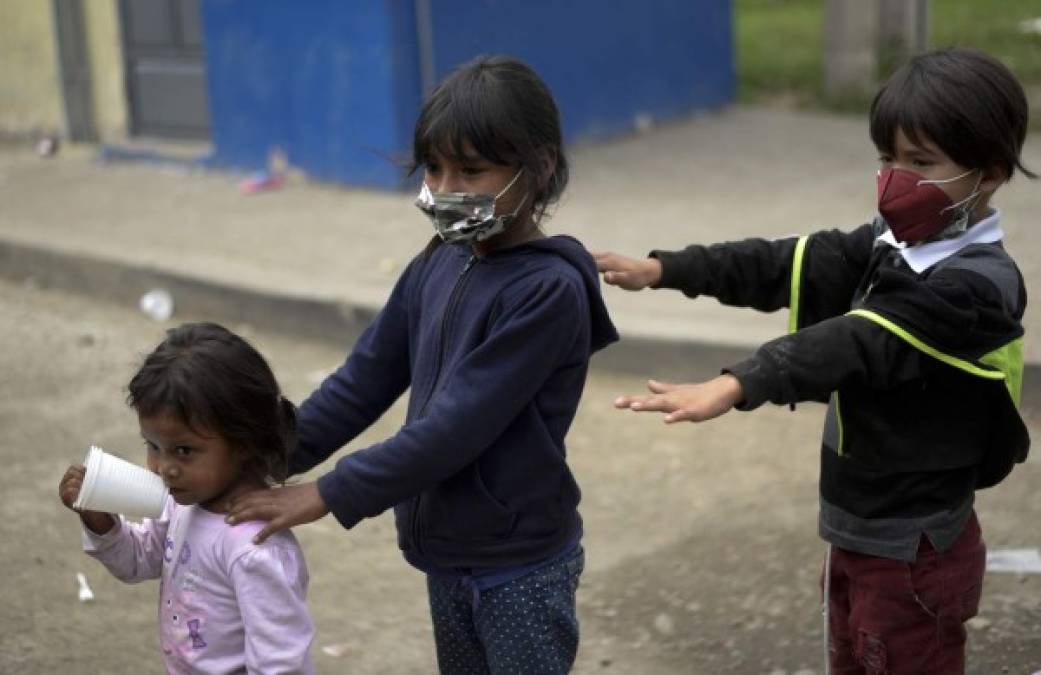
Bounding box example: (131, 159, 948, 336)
(918, 168, 977, 186)
(495, 169, 525, 200)
(940, 171, 984, 214)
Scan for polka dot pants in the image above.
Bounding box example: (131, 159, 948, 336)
(426, 547, 584, 674)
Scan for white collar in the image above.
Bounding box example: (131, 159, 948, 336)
(877, 210, 1004, 274)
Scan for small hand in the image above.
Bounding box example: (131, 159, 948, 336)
(613, 375, 744, 423)
(226, 482, 330, 544)
(59, 464, 86, 510)
(592, 251, 662, 291)
(59, 464, 116, 534)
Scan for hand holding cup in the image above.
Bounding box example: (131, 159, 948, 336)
(60, 445, 168, 534)
(59, 463, 117, 535)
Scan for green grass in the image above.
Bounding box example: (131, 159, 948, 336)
(735, 0, 825, 106)
(735, 0, 1041, 128)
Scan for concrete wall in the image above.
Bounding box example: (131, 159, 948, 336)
(83, 0, 128, 141)
(0, 0, 127, 141)
(0, 1, 64, 137)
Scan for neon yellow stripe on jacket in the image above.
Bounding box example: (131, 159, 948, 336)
(788, 236, 809, 334)
(847, 308, 1008, 382)
(980, 337, 1024, 407)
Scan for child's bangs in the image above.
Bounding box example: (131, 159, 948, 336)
(128, 365, 218, 437)
(871, 66, 966, 160)
(414, 95, 518, 169)
(870, 79, 932, 156)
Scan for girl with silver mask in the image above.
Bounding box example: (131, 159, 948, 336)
(415, 167, 528, 244)
(409, 59, 568, 257)
(237, 54, 618, 675)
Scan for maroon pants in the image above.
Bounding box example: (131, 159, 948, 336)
(825, 513, 985, 675)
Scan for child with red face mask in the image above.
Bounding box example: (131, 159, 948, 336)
(595, 47, 1033, 672)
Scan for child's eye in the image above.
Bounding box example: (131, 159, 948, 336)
(911, 158, 933, 168)
(174, 446, 194, 458)
(461, 166, 484, 176)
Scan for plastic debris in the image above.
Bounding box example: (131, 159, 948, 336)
(36, 135, 60, 158)
(139, 289, 174, 322)
(321, 643, 350, 658)
(239, 171, 285, 194)
(633, 112, 654, 134)
(985, 548, 1041, 574)
(76, 572, 95, 602)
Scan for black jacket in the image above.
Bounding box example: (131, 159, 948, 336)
(652, 215, 1028, 558)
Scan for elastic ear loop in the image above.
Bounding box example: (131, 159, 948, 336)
(937, 170, 983, 215)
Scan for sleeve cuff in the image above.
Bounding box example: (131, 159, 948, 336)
(647, 250, 675, 290)
(722, 358, 772, 411)
(649, 248, 708, 293)
(316, 471, 364, 531)
(81, 517, 124, 552)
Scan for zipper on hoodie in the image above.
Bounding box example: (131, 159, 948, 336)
(410, 252, 478, 556)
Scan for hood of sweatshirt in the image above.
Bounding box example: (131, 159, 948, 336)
(484, 235, 619, 353)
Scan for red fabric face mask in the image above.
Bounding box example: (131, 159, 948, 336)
(876, 167, 977, 244)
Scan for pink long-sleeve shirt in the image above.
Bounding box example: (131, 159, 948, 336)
(83, 497, 315, 674)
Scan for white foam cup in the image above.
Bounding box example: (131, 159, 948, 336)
(73, 445, 168, 519)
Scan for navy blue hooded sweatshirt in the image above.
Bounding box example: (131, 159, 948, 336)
(289, 235, 618, 568)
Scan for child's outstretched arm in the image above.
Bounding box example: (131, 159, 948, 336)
(234, 272, 597, 542)
(288, 258, 417, 476)
(596, 225, 877, 315)
(614, 374, 744, 423)
(593, 252, 662, 291)
(614, 312, 922, 424)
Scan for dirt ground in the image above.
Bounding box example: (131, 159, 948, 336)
(2, 278, 1039, 674)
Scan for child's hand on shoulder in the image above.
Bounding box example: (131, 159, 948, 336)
(614, 374, 743, 424)
(593, 251, 662, 291)
(226, 482, 330, 545)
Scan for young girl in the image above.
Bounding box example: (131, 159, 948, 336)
(596, 47, 1032, 671)
(58, 322, 315, 674)
(225, 55, 618, 673)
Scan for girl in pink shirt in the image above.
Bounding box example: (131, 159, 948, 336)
(59, 322, 315, 674)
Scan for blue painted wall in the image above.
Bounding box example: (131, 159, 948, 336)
(201, 0, 421, 187)
(201, 1, 733, 188)
(427, 0, 734, 141)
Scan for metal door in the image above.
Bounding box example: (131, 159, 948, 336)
(120, 0, 210, 138)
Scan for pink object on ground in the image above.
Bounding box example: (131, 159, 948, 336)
(239, 172, 285, 195)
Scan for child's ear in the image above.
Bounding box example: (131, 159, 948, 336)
(535, 147, 557, 190)
(979, 164, 1009, 193)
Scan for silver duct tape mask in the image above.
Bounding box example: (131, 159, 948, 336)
(415, 169, 525, 244)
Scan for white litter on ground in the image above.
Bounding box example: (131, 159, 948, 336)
(76, 572, 95, 602)
(985, 548, 1041, 574)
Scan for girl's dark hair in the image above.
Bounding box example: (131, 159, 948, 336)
(126, 322, 296, 486)
(411, 54, 569, 225)
(870, 47, 1035, 181)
